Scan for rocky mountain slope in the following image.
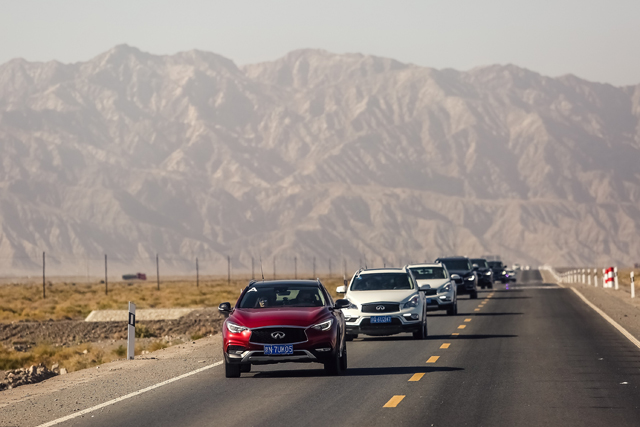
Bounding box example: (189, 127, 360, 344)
(1, 45, 639, 275)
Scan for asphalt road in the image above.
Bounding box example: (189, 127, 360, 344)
(57, 270, 640, 427)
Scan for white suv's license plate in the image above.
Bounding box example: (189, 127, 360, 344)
(264, 344, 293, 355)
(371, 316, 392, 324)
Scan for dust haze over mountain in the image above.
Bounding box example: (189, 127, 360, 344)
(0, 45, 639, 276)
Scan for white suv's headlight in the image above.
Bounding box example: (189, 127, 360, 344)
(466, 276, 475, 281)
(403, 294, 420, 309)
(438, 282, 451, 293)
(310, 319, 333, 331)
(226, 321, 249, 334)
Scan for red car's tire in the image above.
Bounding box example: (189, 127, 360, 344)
(325, 343, 345, 375)
(339, 343, 348, 371)
(225, 358, 241, 378)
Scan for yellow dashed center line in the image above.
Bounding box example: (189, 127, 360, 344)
(464, 318, 472, 322)
(384, 395, 405, 407)
(426, 356, 440, 363)
(474, 308, 480, 311)
(440, 343, 450, 349)
(451, 332, 460, 336)
(409, 373, 425, 382)
(458, 325, 466, 329)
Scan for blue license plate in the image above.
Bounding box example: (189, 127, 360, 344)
(371, 316, 392, 324)
(264, 344, 293, 355)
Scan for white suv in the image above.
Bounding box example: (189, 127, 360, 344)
(336, 267, 427, 340)
(407, 263, 458, 316)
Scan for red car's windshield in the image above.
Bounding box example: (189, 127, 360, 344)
(239, 285, 326, 308)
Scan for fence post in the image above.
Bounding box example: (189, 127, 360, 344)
(156, 254, 160, 290)
(631, 271, 635, 299)
(42, 251, 46, 299)
(273, 256, 276, 280)
(227, 255, 231, 285)
(294, 256, 297, 279)
(105, 254, 108, 295)
(313, 257, 316, 278)
(251, 257, 255, 280)
(614, 267, 619, 290)
(196, 257, 199, 288)
(328, 258, 332, 277)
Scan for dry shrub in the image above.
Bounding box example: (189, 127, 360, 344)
(148, 341, 168, 352)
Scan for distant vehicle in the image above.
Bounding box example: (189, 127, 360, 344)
(506, 269, 517, 282)
(512, 264, 521, 271)
(407, 263, 458, 315)
(336, 267, 428, 340)
(122, 273, 147, 280)
(488, 261, 509, 284)
(218, 279, 349, 377)
(434, 256, 478, 299)
(470, 258, 494, 289)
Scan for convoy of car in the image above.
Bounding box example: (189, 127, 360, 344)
(218, 256, 514, 377)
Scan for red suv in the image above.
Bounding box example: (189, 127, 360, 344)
(218, 279, 350, 377)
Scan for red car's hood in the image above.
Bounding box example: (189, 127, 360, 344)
(230, 307, 331, 329)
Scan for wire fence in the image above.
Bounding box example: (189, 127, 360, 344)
(0, 251, 428, 286)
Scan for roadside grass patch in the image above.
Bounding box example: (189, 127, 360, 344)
(0, 277, 346, 322)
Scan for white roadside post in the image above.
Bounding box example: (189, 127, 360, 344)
(127, 302, 136, 360)
(588, 269, 591, 285)
(583, 269, 586, 284)
(614, 267, 619, 290)
(594, 270, 598, 287)
(631, 272, 635, 299)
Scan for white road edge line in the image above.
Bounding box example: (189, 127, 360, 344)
(571, 288, 640, 350)
(36, 361, 223, 427)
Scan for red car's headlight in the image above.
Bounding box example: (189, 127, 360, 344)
(310, 319, 333, 331)
(226, 321, 249, 334)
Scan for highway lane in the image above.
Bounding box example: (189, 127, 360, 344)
(56, 270, 640, 427)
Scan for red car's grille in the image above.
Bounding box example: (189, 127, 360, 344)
(250, 328, 308, 344)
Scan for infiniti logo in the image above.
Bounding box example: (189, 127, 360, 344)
(376, 305, 386, 311)
(271, 331, 286, 339)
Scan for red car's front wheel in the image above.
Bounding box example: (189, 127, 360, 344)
(225, 358, 241, 378)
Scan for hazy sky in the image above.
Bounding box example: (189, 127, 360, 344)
(1, 0, 639, 86)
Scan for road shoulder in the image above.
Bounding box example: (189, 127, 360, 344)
(0, 334, 224, 427)
(540, 269, 640, 342)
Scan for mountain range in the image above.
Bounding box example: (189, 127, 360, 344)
(1, 45, 639, 276)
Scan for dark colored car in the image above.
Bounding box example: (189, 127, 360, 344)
(470, 258, 493, 289)
(434, 256, 478, 299)
(488, 261, 508, 284)
(218, 279, 350, 378)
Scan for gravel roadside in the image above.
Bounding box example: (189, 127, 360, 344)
(540, 270, 640, 342)
(0, 334, 224, 427)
